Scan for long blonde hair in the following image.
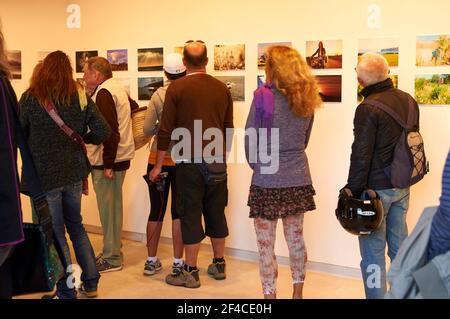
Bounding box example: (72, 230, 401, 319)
(266, 45, 321, 117)
(0, 23, 11, 78)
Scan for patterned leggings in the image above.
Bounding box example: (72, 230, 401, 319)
(254, 214, 307, 295)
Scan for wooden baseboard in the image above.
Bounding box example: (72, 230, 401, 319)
(84, 224, 361, 279)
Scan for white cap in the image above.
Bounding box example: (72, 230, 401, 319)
(163, 53, 186, 74)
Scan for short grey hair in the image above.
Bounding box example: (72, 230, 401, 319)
(356, 52, 389, 87)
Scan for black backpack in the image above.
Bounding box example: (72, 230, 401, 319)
(364, 97, 429, 188)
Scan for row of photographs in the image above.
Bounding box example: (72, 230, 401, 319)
(111, 73, 448, 106)
(79, 35, 450, 72)
(5, 34, 450, 105)
(71, 35, 450, 72)
(6, 34, 449, 79)
(7, 49, 450, 105)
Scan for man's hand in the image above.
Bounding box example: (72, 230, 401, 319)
(149, 165, 162, 182)
(104, 168, 114, 179)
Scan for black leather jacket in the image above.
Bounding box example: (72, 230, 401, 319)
(347, 78, 420, 196)
(0, 74, 23, 246)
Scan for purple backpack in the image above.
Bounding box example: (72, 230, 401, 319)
(364, 97, 429, 188)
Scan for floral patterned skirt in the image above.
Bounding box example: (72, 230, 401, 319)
(248, 184, 316, 220)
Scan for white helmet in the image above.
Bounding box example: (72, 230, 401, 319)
(163, 53, 186, 75)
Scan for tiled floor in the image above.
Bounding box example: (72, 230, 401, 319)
(16, 233, 364, 299)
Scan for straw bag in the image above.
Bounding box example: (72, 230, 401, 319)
(131, 106, 152, 150)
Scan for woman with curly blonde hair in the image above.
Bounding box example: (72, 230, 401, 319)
(245, 45, 321, 299)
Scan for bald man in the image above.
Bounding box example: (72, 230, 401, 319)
(150, 41, 233, 288)
(347, 53, 420, 299)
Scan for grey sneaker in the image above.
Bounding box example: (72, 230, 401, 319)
(207, 260, 226, 280)
(171, 261, 185, 275)
(165, 268, 200, 288)
(96, 253, 124, 266)
(143, 259, 162, 276)
(96, 257, 123, 273)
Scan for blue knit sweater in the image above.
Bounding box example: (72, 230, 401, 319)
(428, 149, 450, 260)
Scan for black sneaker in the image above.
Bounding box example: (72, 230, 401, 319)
(96, 257, 123, 273)
(41, 291, 77, 299)
(207, 259, 226, 280)
(41, 293, 60, 300)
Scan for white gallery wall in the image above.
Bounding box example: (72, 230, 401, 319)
(1, 0, 449, 271)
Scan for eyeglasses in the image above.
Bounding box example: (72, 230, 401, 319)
(184, 40, 205, 46)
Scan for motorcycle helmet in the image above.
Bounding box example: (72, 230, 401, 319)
(335, 187, 384, 236)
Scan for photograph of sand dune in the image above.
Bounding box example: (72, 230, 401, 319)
(138, 48, 163, 71)
(6, 50, 21, 79)
(415, 74, 450, 105)
(107, 49, 128, 71)
(416, 35, 450, 66)
(75, 50, 98, 73)
(216, 76, 245, 101)
(214, 44, 245, 71)
(138, 77, 163, 100)
(316, 75, 341, 102)
(358, 37, 399, 67)
(306, 40, 343, 69)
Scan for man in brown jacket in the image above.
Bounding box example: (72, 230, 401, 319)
(150, 41, 233, 288)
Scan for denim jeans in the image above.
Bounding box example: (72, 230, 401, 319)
(358, 187, 410, 299)
(45, 181, 100, 298)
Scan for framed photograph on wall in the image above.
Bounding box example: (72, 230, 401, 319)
(138, 48, 164, 71)
(415, 74, 450, 105)
(216, 76, 245, 101)
(316, 75, 342, 103)
(6, 50, 21, 79)
(416, 35, 450, 66)
(75, 50, 98, 73)
(214, 44, 245, 71)
(107, 49, 128, 71)
(138, 77, 163, 100)
(306, 40, 343, 69)
(358, 37, 399, 67)
(257, 42, 292, 69)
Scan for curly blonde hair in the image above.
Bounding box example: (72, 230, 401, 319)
(266, 45, 321, 117)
